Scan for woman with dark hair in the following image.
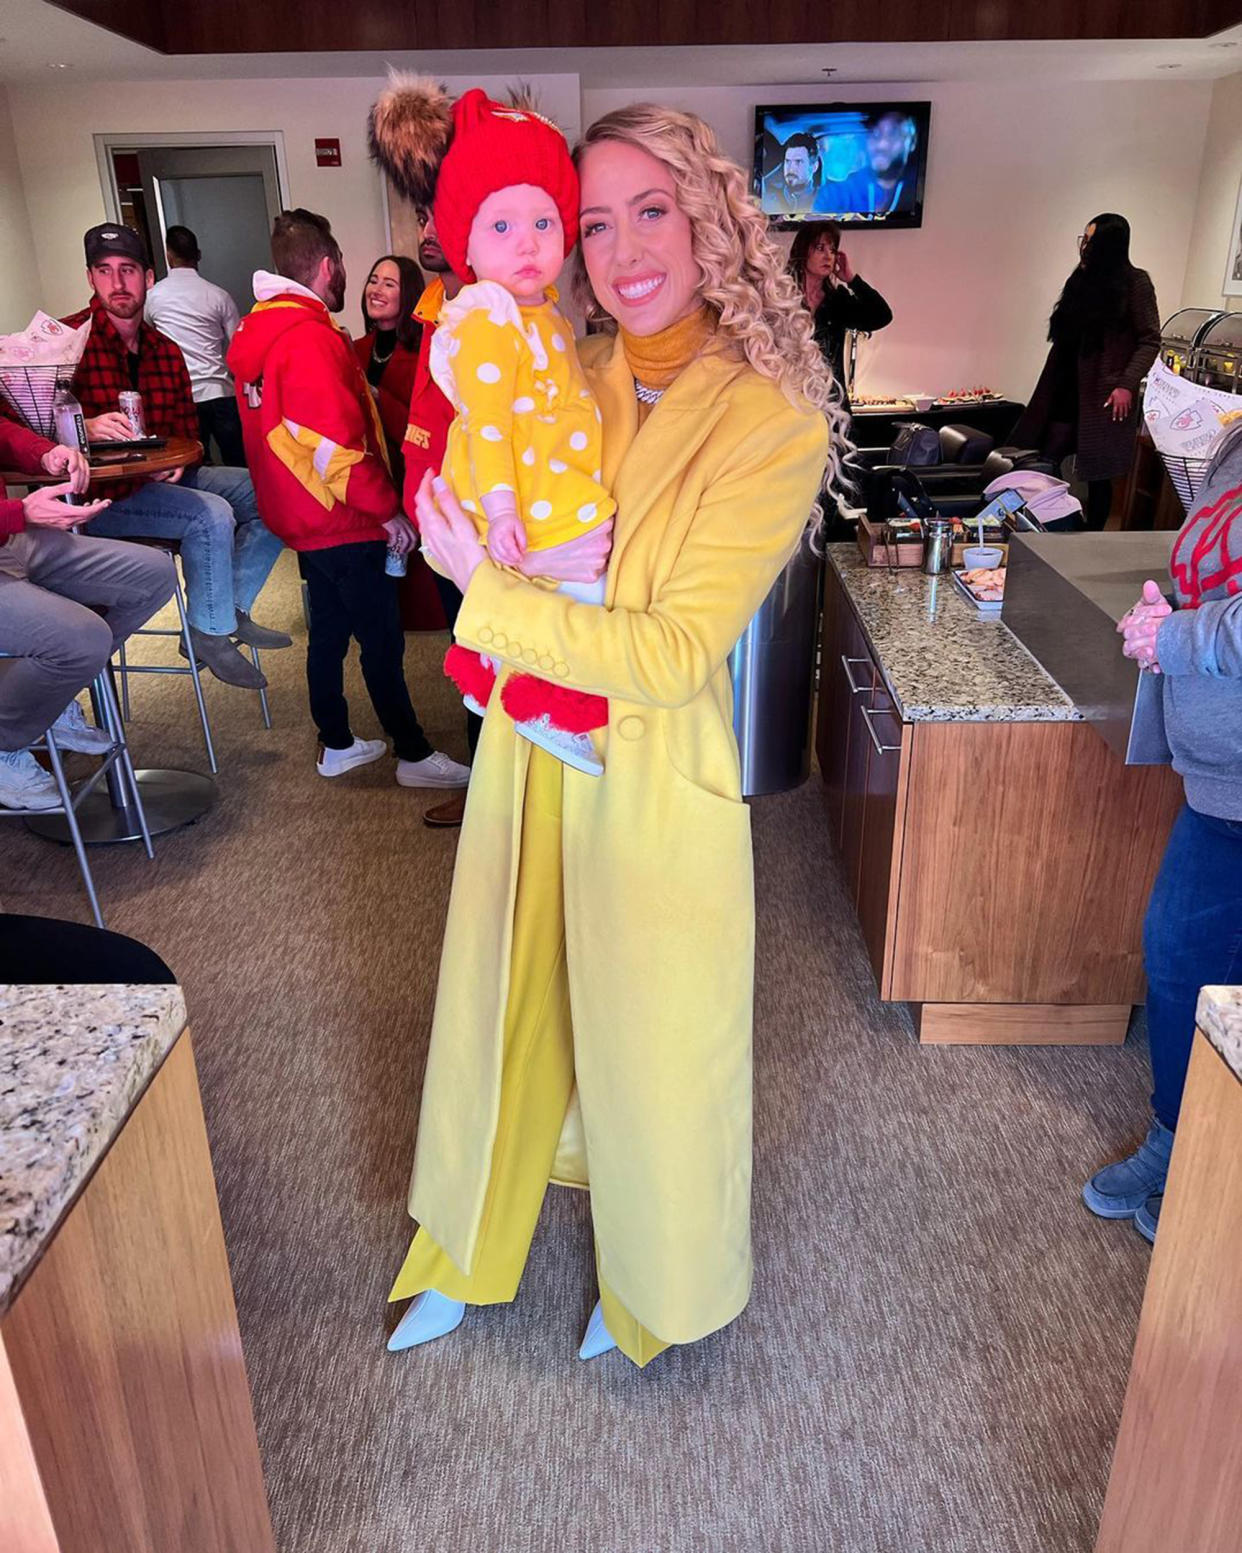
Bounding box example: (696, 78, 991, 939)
(353, 254, 424, 476)
(788, 220, 892, 414)
(1015, 214, 1160, 529)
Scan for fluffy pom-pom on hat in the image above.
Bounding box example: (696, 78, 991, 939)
(367, 72, 454, 209)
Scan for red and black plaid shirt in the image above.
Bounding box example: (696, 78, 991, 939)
(62, 296, 198, 498)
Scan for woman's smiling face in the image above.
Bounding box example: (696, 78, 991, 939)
(577, 140, 701, 337)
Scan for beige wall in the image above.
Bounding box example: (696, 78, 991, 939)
(583, 80, 1212, 402)
(1181, 70, 1242, 310)
(6, 73, 581, 327)
(0, 86, 42, 333)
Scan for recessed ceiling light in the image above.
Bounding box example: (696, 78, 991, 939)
(46, 61, 71, 69)
(1156, 63, 1183, 69)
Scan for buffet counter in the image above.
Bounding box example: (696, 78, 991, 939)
(817, 544, 1184, 1043)
(0, 985, 274, 1553)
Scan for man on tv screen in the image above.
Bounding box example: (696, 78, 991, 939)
(814, 110, 919, 220)
(763, 131, 821, 216)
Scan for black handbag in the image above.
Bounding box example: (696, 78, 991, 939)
(889, 422, 941, 467)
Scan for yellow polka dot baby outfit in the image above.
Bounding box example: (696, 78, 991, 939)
(429, 280, 616, 550)
(430, 279, 614, 774)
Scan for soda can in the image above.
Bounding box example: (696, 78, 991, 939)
(118, 390, 146, 438)
(384, 542, 408, 578)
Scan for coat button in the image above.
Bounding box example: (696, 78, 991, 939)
(617, 715, 645, 740)
(554, 661, 570, 679)
(478, 627, 494, 645)
(508, 640, 522, 655)
(492, 632, 508, 650)
(522, 649, 537, 665)
(539, 654, 554, 671)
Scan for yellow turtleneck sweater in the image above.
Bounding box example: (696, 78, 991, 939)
(620, 306, 716, 424)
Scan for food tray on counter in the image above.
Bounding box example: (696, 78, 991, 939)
(951, 567, 1005, 615)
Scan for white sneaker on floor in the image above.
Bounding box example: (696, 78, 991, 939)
(396, 750, 471, 789)
(387, 1290, 466, 1352)
(578, 1300, 617, 1361)
(316, 737, 388, 778)
(0, 748, 62, 811)
(50, 699, 113, 755)
(514, 715, 604, 777)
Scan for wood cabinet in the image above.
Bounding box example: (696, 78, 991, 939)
(816, 563, 1184, 1042)
(1095, 1028, 1242, 1553)
(0, 1034, 275, 1553)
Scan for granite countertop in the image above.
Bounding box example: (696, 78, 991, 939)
(1197, 987, 1242, 1086)
(829, 545, 1080, 723)
(0, 984, 187, 1316)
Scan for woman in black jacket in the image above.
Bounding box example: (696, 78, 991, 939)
(789, 220, 892, 414)
(1015, 213, 1160, 529)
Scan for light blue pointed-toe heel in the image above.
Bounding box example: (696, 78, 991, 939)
(578, 1299, 618, 1361)
(387, 1290, 466, 1352)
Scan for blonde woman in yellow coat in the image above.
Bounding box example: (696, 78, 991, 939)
(388, 104, 846, 1367)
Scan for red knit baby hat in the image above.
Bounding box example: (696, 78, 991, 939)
(433, 89, 580, 282)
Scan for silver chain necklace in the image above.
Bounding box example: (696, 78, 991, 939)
(634, 380, 665, 405)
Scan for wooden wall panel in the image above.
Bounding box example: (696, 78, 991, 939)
(49, 0, 1242, 54)
(888, 719, 1183, 1006)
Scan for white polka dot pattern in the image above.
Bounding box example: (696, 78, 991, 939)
(552, 334, 566, 352)
(489, 483, 514, 493)
(530, 501, 553, 521)
(578, 503, 598, 522)
(476, 362, 502, 383)
(481, 425, 503, 442)
(569, 431, 589, 451)
(521, 447, 536, 466)
(512, 397, 535, 413)
(549, 459, 567, 474)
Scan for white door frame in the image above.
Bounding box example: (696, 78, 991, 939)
(94, 130, 291, 223)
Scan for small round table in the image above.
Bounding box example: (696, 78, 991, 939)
(3, 437, 218, 843)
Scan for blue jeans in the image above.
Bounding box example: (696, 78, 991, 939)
(84, 465, 283, 635)
(1144, 803, 1242, 1131)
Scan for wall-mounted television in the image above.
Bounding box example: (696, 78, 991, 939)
(753, 102, 931, 231)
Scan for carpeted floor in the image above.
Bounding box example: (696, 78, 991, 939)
(0, 550, 1159, 1553)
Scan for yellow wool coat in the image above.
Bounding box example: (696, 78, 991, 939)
(407, 330, 829, 1345)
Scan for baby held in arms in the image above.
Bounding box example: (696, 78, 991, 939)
(370, 78, 615, 776)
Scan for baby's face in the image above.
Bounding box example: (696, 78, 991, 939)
(466, 184, 564, 304)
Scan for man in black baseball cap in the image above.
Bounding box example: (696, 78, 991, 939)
(83, 223, 150, 268)
(61, 222, 288, 689)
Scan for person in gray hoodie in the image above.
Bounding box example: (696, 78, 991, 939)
(1084, 420, 1242, 1243)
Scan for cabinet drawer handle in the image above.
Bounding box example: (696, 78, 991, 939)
(840, 654, 871, 694)
(861, 704, 902, 755)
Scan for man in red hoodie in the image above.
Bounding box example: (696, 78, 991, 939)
(229, 208, 468, 788)
(0, 420, 175, 811)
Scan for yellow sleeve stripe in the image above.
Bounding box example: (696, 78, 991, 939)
(266, 418, 364, 510)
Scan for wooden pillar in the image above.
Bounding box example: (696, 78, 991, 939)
(0, 1034, 276, 1553)
(1095, 1032, 1242, 1553)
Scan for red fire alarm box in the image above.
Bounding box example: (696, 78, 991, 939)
(315, 138, 342, 168)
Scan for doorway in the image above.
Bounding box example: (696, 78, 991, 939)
(98, 133, 288, 317)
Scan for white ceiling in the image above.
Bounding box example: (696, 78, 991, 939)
(1, 0, 1241, 86)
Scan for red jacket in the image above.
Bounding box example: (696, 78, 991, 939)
(1, 418, 55, 539)
(401, 279, 456, 523)
(352, 331, 419, 459)
(228, 276, 398, 552)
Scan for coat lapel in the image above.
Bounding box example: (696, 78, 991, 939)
(586, 338, 736, 585)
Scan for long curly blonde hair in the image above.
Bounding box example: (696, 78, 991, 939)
(573, 103, 850, 493)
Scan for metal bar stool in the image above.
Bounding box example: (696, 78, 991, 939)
(0, 664, 153, 928)
(113, 537, 271, 777)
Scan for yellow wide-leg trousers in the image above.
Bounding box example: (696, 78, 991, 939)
(389, 746, 668, 1368)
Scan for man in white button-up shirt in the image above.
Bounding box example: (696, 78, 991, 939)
(145, 225, 245, 466)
